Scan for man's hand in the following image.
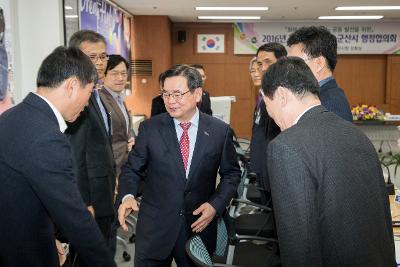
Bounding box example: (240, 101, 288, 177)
(127, 137, 135, 152)
(118, 196, 139, 231)
(87, 205, 95, 217)
(191, 202, 216, 233)
(55, 239, 67, 266)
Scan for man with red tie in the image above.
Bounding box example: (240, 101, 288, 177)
(118, 64, 241, 266)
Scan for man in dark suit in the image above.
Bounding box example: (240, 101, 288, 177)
(190, 64, 213, 116)
(251, 43, 286, 201)
(0, 46, 116, 267)
(262, 56, 396, 266)
(66, 30, 116, 259)
(287, 26, 353, 122)
(118, 64, 241, 266)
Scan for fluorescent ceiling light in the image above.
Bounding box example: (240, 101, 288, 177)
(198, 16, 261, 20)
(65, 15, 78, 18)
(335, 6, 400, 11)
(318, 15, 383, 20)
(64, 6, 73, 10)
(196, 7, 268, 11)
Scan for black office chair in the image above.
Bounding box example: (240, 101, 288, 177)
(186, 217, 280, 267)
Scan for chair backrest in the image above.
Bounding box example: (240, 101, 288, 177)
(185, 235, 213, 267)
(215, 217, 228, 257)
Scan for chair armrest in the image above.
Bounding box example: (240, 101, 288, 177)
(231, 199, 272, 212)
(214, 263, 241, 267)
(247, 172, 257, 183)
(235, 235, 278, 243)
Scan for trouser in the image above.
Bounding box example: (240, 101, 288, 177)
(134, 219, 195, 267)
(69, 215, 115, 267)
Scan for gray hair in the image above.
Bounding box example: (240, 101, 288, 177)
(68, 30, 107, 48)
(249, 57, 257, 72)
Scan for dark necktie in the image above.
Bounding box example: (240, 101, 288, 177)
(256, 90, 263, 109)
(179, 122, 191, 171)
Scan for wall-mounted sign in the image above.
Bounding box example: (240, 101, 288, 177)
(234, 22, 400, 55)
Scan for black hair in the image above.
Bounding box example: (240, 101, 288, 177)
(105, 54, 129, 75)
(287, 26, 337, 71)
(159, 64, 203, 91)
(262, 56, 319, 99)
(68, 30, 107, 48)
(36, 46, 97, 88)
(190, 64, 204, 71)
(256, 42, 287, 59)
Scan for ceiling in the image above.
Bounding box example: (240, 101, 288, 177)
(112, 0, 400, 22)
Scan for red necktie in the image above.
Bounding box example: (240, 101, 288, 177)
(179, 122, 191, 170)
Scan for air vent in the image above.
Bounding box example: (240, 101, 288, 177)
(131, 59, 152, 76)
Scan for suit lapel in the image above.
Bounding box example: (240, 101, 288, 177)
(186, 113, 211, 188)
(100, 88, 127, 132)
(90, 92, 110, 136)
(158, 114, 187, 184)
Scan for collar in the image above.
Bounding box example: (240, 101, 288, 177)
(34, 92, 67, 133)
(294, 104, 321, 125)
(173, 108, 200, 128)
(319, 76, 334, 87)
(104, 86, 125, 101)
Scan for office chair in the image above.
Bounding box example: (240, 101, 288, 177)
(186, 235, 240, 267)
(186, 217, 280, 267)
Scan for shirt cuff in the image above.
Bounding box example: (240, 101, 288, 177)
(122, 194, 135, 203)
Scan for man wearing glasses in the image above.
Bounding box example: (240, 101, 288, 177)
(66, 30, 116, 264)
(118, 64, 241, 266)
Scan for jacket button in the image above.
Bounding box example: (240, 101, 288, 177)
(179, 210, 183, 216)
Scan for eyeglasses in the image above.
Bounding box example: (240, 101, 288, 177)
(108, 71, 128, 78)
(161, 90, 191, 101)
(88, 53, 109, 62)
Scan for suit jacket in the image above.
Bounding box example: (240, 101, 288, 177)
(65, 92, 116, 218)
(99, 87, 132, 178)
(320, 78, 353, 122)
(0, 93, 116, 267)
(267, 105, 395, 266)
(151, 90, 213, 117)
(119, 112, 241, 259)
(250, 100, 280, 190)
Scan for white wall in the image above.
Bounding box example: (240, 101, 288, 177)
(11, 0, 64, 103)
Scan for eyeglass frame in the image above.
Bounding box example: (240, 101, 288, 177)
(161, 90, 192, 101)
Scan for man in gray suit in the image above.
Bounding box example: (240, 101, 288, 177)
(262, 56, 396, 266)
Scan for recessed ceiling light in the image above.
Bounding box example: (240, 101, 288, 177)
(196, 7, 268, 11)
(65, 15, 78, 18)
(64, 6, 73, 10)
(318, 15, 384, 20)
(335, 6, 400, 11)
(198, 16, 261, 20)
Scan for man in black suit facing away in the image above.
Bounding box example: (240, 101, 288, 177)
(0, 46, 116, 267)
(66, 30, 117, 260)
(118, 64, 241, 266)
(262, 56, 396, 266)
(287, 26, 352, 122)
